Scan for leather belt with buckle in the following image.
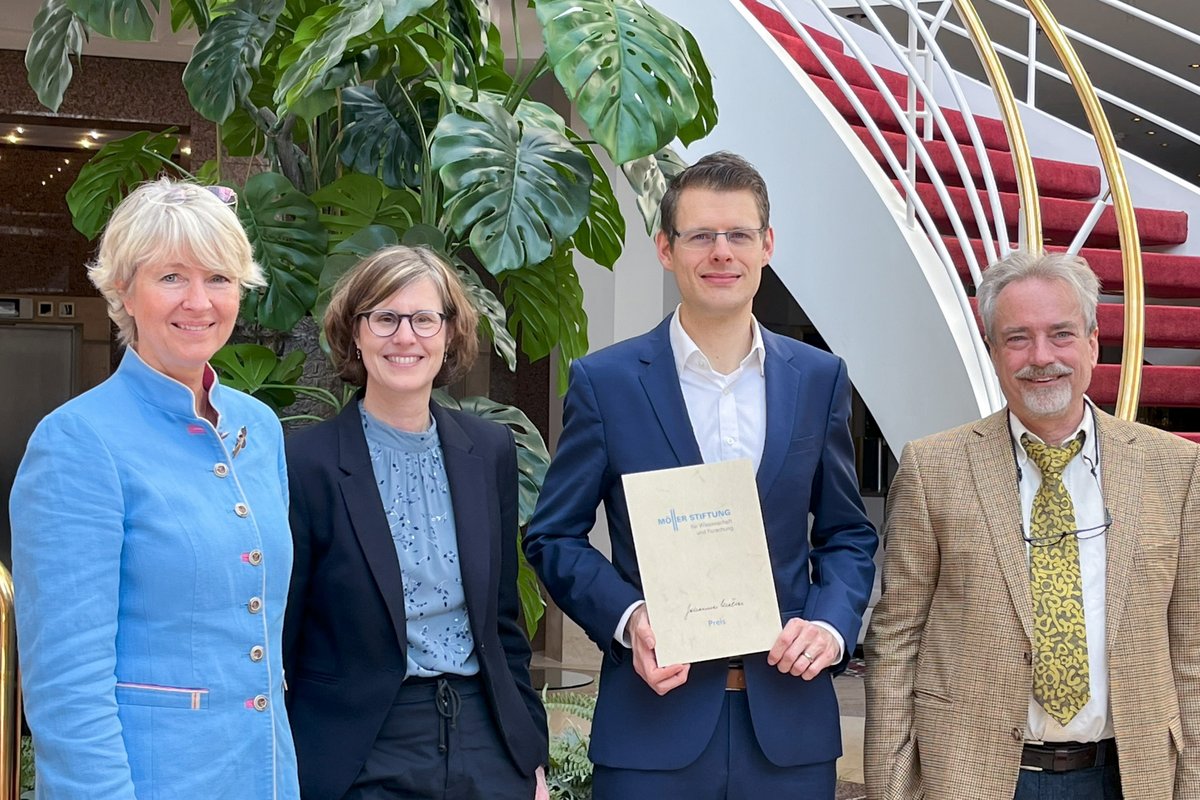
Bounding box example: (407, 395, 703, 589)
(1020, 739, 1117, 773)
(725, 665, 746, 691)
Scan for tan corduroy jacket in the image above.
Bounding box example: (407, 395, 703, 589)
(864, 408, 1200, 800)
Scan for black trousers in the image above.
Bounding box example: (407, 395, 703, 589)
(343, 675, 534, 800)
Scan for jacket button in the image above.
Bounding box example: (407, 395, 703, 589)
(249, 645, 264, 662)
(253, 694, 268, 711)
(234, 503, 249, 518)
(248, 597, 263, 614)
(1022, 651, 1032, 665)
(1012, 727, 1024, 741)
(213, 463, 229, 478)
(247, 549, 263, 566)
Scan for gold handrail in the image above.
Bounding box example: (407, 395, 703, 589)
(0, 565, 20, 799)
(1020, 0, 1144, 420)
(951, 0, 1042, 252)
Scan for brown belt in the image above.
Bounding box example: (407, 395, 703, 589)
(1020, 739, 1117, 773)
(725, 666, 746, 691)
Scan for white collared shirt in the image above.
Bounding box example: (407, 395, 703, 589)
(669, 307, 767, 473)
(1010, 401, 1112, 742)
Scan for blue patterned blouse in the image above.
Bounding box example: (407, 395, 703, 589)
(361, 403, 480, 678)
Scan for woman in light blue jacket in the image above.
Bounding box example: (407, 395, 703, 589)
(9, 179, 299, 800)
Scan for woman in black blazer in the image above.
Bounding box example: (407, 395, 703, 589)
(283, 246, 548, 799)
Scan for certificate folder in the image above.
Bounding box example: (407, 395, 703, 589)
(623, 459, 782, 665)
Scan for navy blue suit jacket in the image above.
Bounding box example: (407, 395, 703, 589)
(283, 401, 548, 799)
(525, 317, 877, 770)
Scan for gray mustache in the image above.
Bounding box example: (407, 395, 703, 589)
(1015, 364, 1073, 380)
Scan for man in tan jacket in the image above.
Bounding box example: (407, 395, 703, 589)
(865, 250, 1200, 800)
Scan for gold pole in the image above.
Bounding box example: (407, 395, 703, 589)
(1021, 0, 1144, 420)
(950, 0, 1042, 251)
(0, 565, 19, 800)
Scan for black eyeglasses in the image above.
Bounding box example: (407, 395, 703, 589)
(1022, 507, 1113, 547)
(356, 309, 446, 338)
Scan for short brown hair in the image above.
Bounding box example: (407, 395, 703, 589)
(324, 245, 480, 387)
(659, 151, 771, 237)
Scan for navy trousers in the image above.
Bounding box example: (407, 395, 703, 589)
(592, 689, 837, 800)
(1014, 762, 1122, 800)
(343, 675, 534, 800)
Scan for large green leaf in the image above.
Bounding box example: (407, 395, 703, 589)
(432, 390, 550, 528)
(431, 100, 591, 274)
(571, 137, 623, 269)
(25, 0, 87, 113)
(66, 0, 155, 40)
(274, 0, 436, 112)
(676, 27, 717, 146)
(500, 249, 588, 393)
(314, 224, 398, 324)
(340, 75, 426, 190)
(183, 0, 284, 123)
(210, 343, 306, 410)
(453, 259, 517, 372)
(534, 0, 712, 164)
(65, 130, 179, 240)
(620, 145, 688, 235)
(237, 172, 327, 331)
(447, 0, 490, 68)
(310, 173, 420, 245)
(169, 0, 208, 32)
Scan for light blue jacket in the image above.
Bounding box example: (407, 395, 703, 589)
(10, 348, 299, 800)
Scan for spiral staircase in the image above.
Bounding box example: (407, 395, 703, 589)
(653, 0, 1200, 452)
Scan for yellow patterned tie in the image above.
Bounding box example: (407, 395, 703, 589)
(1022, 433, 1089, 726)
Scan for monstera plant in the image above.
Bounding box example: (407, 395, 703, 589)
(25, 0, 717, 633)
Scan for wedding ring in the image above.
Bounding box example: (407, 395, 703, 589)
(802, 651, 815, 660)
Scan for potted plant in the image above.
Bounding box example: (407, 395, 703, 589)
(25, 0, 717, 632)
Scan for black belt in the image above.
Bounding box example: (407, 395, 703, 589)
(1020, 739, 1117, 773)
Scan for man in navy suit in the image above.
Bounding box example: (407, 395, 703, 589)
(524, 151, 878, 799)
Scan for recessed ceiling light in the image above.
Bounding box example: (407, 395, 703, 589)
(1190, 63, 1199, 69)
(1162, 142, 1169, 147)
(40, 181, 45, 186)
(48, 173, 53, 178)
(88, 130, 100, 139)
(1132, 116, 1142, 121)
(15, 126, 24, 134)
(63, 158, 70, 164)
(1147, 130, 1157, 135)
(56, 167, 62, 172)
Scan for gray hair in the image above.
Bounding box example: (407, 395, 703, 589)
(977, 250, 1100, 342)
(88, 178, 264, 345)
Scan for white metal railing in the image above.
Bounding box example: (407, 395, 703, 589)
(896, 0, 1199, 249)
(905, 0, 1200, 149)
(762, 0, 1005, 409)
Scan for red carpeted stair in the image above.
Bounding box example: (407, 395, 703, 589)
(743, 0, 1200, 441)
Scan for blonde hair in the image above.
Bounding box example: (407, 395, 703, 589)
(88, 178, 265, 345)
(324, 245, 480, 387)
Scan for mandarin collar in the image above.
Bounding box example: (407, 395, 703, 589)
(117, 346, 224, 424)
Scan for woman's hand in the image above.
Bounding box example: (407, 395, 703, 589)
(535, 765, 549, 800)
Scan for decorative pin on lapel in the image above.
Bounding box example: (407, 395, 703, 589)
(231, 426, 248, 459)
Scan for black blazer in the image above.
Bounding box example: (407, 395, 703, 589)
(283, 399, 548, 800)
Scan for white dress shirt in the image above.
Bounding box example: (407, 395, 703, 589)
(614, 309, 844, 662)
(1010, 401, 1112, 742)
